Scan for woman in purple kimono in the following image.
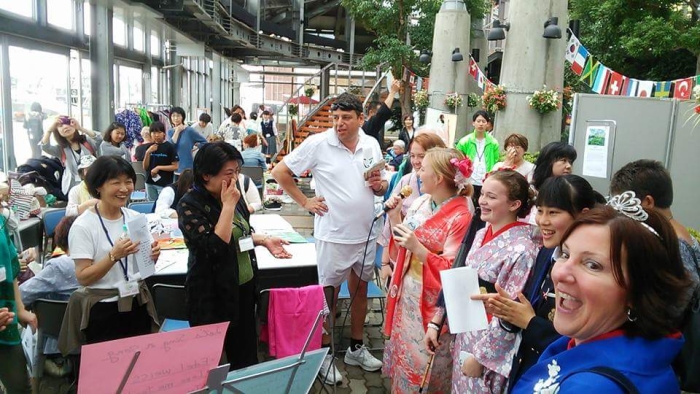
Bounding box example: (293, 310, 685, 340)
(427, 170, 539, 393)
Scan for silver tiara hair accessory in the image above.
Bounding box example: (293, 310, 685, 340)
(607, 191, 661, 238)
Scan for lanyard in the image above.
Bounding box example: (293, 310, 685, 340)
(529, 249, 556, 307)
(232, 212, 250, 237)
(94, 204, 129, 281)
(415, 173, 423, 196)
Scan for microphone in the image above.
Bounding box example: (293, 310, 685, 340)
(376, 185, 413, 219)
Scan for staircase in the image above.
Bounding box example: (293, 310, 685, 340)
(294, 98, 335, 147)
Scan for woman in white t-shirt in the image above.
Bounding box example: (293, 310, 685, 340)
(492, 133, 536, 182)
(67, 156, 160, 345)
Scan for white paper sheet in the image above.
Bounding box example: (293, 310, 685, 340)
(21, 327, 37, 377)
(440, 267, 488, 333)
(126, 214, 156, 278)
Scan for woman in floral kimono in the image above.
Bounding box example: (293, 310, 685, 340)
(429, 169, 539, 393)
(382, 148, 474, 393)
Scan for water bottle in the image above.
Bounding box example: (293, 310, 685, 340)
(120, 224, 129, 240)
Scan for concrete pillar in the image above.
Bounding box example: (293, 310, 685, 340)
(468, 17, 488, 125)
(169, 56, 182, 107)
(292, 0, 304, 46)
(493, 0, 568, 150)
(1, 37, 15, 170)
(89, 2, 114, 131)
(427, 0, 471, 140)
(212, 53, 222, 124)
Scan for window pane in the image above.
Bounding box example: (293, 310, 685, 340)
(150, 66, 158, 103)
(134, 22, 144, 52)
(9, 47, 69, 165)
(81, 59, 92, 129)
(47, 0, 74, 30)
(150, 32, 160, 57)
(0, 0, 32, 17)
(83, 1, 90, 36)
(113, 14, 125, 46)
(118, 65, 143, 108)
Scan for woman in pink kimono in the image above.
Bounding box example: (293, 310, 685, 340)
(382, 148, 474, 393)
(379, 133, 447, 281)
(429, 170, 539, 393)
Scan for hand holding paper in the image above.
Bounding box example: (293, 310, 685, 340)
(126, 214, 156, 279)
(439, 267, 488, 333)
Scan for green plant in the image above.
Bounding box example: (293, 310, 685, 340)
(482, 85, 507, 113)
(467, 93, 480, 108)
(413, 90, 429, 110)
(444, 92, 463, 109)
(527, 85, 561, 114)
(523, 151, 539, 164)
(304, 85, 316, 97)
(288, 104, 298, 116)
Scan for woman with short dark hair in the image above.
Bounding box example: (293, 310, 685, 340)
(492, 133, 535, 182)
(512, 200, 691, 393)
(177, 141, 290, 370)
(59, 156, 160, 353)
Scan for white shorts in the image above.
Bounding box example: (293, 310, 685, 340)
(315, 240, 377, 288)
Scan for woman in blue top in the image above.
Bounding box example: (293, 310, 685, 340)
(167, 106, 207, 174)
(511, 199, 691, 393)
(473, 175, 605, 389)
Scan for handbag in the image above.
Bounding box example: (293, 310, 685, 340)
(674, 240, 700, 392)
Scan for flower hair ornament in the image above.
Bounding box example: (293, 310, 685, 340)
(450, 157, 474, 192)
(606, 191, 661, 238)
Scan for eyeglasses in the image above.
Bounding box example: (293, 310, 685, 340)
(331, 102, 362, 112)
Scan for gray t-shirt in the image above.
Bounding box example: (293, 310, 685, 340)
(100, 141, 131, 162)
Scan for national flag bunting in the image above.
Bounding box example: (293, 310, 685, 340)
(653, 81, 673, 98)
(592, 66, 611, 94)
(637, 81, 654, 98)
(566, 32, 700, 100)
(673, 78, 693, 100)
(605, 72, 624, 95)
(580, 57, 599, 87)
(621, 78, 639, 97)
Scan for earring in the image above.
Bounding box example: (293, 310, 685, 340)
(626, 308, 637, 322)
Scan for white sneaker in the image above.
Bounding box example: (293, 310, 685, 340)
(344, 345, 382, 372)
(318, 354, 342, 385)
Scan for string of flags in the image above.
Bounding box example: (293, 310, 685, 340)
(402, 66, 430, 93)
(566, 33, 698, 100)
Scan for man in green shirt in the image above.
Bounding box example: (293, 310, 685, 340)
(455, 110, 500, 204)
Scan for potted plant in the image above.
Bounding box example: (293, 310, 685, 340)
(413, 90, 429, 110)
(467, 92, 481, 108)
(444, 92, 463, 110)
(482, 85, 507, 113)
(304, 85, 316, 98)
(288, 104, 298, 117)
(527, 85, 561, 114)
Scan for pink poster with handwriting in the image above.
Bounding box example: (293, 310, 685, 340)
(78, 322, 228, 394)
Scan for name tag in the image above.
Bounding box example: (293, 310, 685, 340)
(0, 267, 6, 282)
(118, 280, 140, 298)
(239, 236, 254, 252)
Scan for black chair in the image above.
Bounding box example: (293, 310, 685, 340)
(151, 283, 188, 322)
(33, 299, 69, 378)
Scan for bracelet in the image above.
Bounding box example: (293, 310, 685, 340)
(109, 252, 118, 263)
(427, 322, 441, 331)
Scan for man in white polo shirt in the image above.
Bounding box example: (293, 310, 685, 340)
(272, 92, 387, 384)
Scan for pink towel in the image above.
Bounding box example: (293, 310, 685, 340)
(261, 285, 326, 358)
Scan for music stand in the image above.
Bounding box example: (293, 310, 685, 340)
(191, 310, 328, 394)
